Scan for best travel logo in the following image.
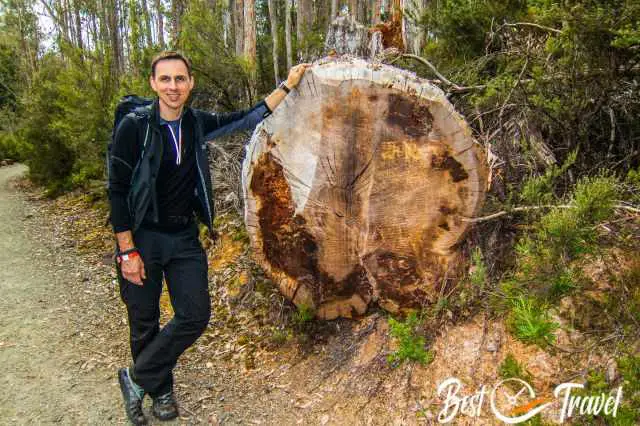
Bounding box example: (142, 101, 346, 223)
(436, 377, 624, 424)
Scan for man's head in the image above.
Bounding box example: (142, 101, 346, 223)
(149, 51, 194, 117)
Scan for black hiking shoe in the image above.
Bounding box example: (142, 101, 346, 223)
(118, 368, 148, 425)
(152, 392, 179, 421)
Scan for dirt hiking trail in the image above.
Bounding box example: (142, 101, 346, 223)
(0, 164, 122, 423)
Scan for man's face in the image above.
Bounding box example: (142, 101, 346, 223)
(150, 59, 194, 113)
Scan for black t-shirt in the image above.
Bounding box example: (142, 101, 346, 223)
(152, 115, 198, 224)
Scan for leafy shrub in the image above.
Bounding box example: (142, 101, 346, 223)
(387, 311, 433, 366)
(507, 296, 558, 347)
(499, 353, 533, 383)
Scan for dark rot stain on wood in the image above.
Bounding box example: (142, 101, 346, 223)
(320, 266, 370, 301)
(439, 205, 458, 215)
(250, 153, 318, 281)
(250, 152, 372, 305)
(363, 251, 429, 308)
(386, 93, 434, 138)
(431, 151, 469, 182)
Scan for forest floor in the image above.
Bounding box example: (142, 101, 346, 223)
(0, 163, 636, 425)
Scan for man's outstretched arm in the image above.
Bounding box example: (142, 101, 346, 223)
(264, 64, 309, 111)
(201, 64, 310, 140)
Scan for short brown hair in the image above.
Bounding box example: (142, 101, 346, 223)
(150, 51, 192, 77)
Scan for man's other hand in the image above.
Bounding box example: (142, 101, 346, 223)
(286, 63, 311, 89)
(121, 256, 147, 286)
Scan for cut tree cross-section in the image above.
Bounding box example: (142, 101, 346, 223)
(242, 58, 488, 320)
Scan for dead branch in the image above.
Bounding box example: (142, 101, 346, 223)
(500, 22, 563, 35)
(390, 54, 486, 92)
(462, 203, 640, 223)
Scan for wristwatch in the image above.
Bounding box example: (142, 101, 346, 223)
(117, 247, 140, 263)
(278, 81, 291, 94)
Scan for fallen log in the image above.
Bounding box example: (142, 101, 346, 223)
(242, 57, 488, 319)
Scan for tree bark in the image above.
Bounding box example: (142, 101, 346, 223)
(106, 0, 123, 75)
(285, 0, 292, 69)
(140, 0, 153, 47)
(233, 0, 244, 57)
(243, 0, 256, 65)
(243, 59, 488, 320)
(267, 0, 280, 84)
(331, 0, 339, 20)
(155, 0, 165, 47)
(372, 0, 382, 24)
(73, 0, 83, 50)
(296, 0, 312, 59)
(170, 0, 185, 47)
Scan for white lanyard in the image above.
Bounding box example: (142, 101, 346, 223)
(166, 119, 183, 165)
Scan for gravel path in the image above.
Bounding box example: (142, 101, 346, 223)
(0, 164, 123, 424)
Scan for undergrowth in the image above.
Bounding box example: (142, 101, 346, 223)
(386, 311, 433, 367)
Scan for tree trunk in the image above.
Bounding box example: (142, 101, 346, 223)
(296, 0, 312, 60)
(140, 0, 153, 47)
(222, 0, 232, 49)
(170, 0, 185, 47)
(267, 0, 280, 84)
(285, 0, 292, 69)
(242, 58, 488, 320)
(243, 0, 256, 65)
(348, 0, 365, 23)
(73, 0, 83, 50)
(372, 0, 382, 24)
(331, 0, 339, 20)
(155, 0, 165, 47)
(233, 0, 244, 57)
(107, 0, 123, 75)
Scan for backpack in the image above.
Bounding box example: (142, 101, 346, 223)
(105, 95, 153, 226)
(106, 95, 153, 190)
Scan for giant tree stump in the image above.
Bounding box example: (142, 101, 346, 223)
(242, 58, 488, 320)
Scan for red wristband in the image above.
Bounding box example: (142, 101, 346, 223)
(117, 250, 139, 263)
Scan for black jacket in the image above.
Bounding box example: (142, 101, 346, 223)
(108, 97, 271, 233)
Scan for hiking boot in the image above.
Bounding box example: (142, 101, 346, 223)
(152, 392, 179, 421)
(117, 368, 147, 425)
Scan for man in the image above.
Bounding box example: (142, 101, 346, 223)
(109, 50, 308, 425)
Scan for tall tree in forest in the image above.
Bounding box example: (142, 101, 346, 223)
(349, 0, 365, 22)
(171, 0, 185, 47)
(296, 0, 312, 59)
(331, 0, 339, 20)
(267, 0, 279, 84)
(107, 0, 124, 75)
(233, 0, 244, 56)
(243, 0, 255, 65)
(155, 0, 165, 47)
(139, 0, 153, 47)
(285, 0, 292, 69)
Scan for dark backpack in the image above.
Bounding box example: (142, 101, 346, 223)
(106, 95, 154, 187)
(106, 95, 153, 226)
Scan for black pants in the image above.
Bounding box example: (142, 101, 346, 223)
(117, 222, 210, 397)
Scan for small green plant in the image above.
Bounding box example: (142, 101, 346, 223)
(386, 311, 433, 367)
(508, 296, 558, 347)
(469, 247, 488, 288)
(292, 304, 315, 326)
(499, 353, 534, 383)
(520, 150, 577, 205)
